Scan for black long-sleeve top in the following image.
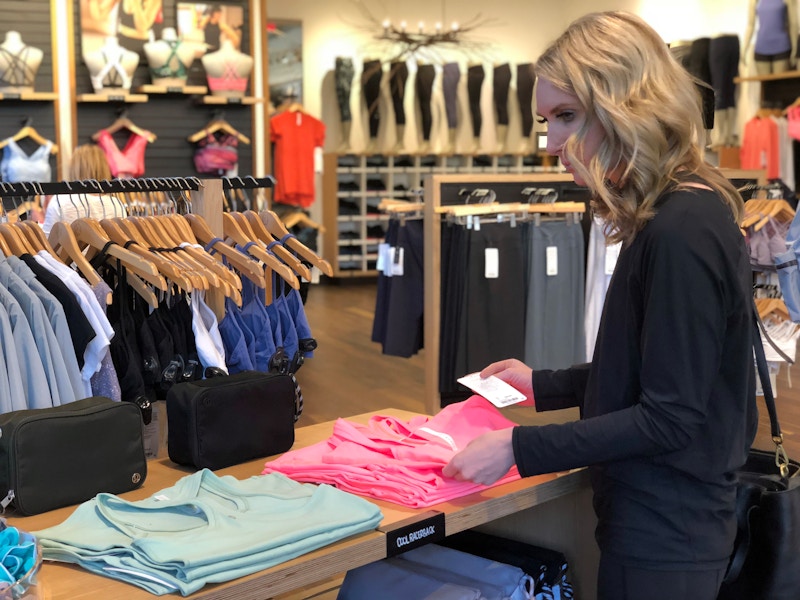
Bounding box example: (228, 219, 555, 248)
(512, 185, 758, 569)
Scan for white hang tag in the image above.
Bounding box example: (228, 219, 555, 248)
(457, 372, 527, 408)
(376, 242, 389, 272)
(546, 246, 558, 276)
(604, 242, 621, 276)
(485, 248, 499, 279)
(391, 246, 405, 276)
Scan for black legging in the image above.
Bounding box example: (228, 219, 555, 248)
(389, 61, 408, 125)
(362, 59, 382, 138)
(493, 63, 511, 126)
(442, 62, 460, 129)
(516, 63, 535, 137)
(467, 64, 485, 138)
(416, 64, 435, 141)
(334, 57, 354, 122)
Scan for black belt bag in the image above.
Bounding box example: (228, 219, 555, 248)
(0, 397, 147, 516)
(166, 370, 299, 471)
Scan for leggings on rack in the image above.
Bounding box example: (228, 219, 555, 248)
(516, 63, 535, 137)
(416, 64, 436, 141)
(493, 63, 511, 126)
(525, 219, 585, 370)
(467, 64, 484, 138)
(389, 61, 408, 125)
(334, 57, 354, 122)
(362, 59, 383, 138)
(442, 62, 460, 130)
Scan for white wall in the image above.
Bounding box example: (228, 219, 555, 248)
(269, 0, 766, 155)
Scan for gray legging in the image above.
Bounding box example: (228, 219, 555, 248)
(335, 57, 354, 122)
(442, 63, 460, 129)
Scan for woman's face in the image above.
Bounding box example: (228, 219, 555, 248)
(536, 77, 606, 187)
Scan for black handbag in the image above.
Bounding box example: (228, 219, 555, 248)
(166, 370, 301, 471)
(717, 312, 800, 600)
(0, 396, 147, 516)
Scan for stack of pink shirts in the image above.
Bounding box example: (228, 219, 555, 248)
(262, 397, 521, 507)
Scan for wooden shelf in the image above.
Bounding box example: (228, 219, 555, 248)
(200, 95, 260, 105)
(6, 408, 596, 599)
(77, 93, 149, 103)
(0, 91, 58, 101)
(735, 69, 800, 84)
(137, 84, 208, 95)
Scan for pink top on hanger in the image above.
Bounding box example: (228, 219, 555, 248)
(95, 129, 150, 179)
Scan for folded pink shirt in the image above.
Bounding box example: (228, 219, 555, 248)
(262, 397, 520, 508)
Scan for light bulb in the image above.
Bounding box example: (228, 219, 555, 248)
(451, 21, 459, 32)
(435, 22, 442, 33)
(418, 21, 425, 33)
(400, 20, 407, 32)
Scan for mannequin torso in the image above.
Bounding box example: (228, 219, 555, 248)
(84, 37, 139, 93)
(144, 27, 194, 87)
(201, 40, 252, 97)
(743, 0, 797, 74)
(0, 31, 44, 93)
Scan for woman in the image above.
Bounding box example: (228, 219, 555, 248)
(42, 144, 127, 236)
(443, 11, 757, 600)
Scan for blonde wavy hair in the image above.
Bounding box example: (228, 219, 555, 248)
(535, 11, 744, 245)
(67, 143, 112, 181)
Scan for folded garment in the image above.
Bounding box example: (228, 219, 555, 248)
(263, 397, 520, 507)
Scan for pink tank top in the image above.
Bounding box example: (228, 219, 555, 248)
(95, 129, 150, 178)
(206, 59, 249, 93)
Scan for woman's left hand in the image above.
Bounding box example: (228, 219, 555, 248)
(442, 428, 516, 486)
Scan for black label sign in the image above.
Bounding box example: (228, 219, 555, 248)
(166, 87, 183, 94)
(108, 95, 125, 102)
(380, 511, 445, 557)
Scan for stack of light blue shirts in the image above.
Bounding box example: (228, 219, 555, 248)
(33, 470, 383, 596)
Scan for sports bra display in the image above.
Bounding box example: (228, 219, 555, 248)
(148, 40, 187, 80)
(95, 129, 150, 179)
(0, 45, 37, 88)
(193, 133, 238, 175)
(206, 60, 249, 94)
(0, 139, 51, 183)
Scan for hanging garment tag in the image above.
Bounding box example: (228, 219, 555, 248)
(457, 372, 528, 407)
(605, 242, 621, 276)
(546, 246, 558, 276)
(485, 248, 499, 279)
(391, 247, 405, 277)
(376, 242, 389, 272)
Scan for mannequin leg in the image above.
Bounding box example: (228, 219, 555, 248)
(445, 128, 457, 154)
(773, 58, 790, 74)
(496, 124, 508, 153)
(755, 60, 772, 76)
(394, 124, 405, 153)
(339, 121, 352, 153)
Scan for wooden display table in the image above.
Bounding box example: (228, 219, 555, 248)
(7, 409, 598, 599)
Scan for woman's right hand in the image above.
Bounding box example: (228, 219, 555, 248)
(480, 359, 534, 406)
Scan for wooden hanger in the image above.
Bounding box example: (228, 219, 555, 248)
(183, 213, 266, 289)
(187, 118, 250, 145)
(0, 227, 10, 257)
(69, 217, 168, 292)
(92, 114, 157, 143)
(128, 216, 211, 290)
(46, 221, 104, 290)
(756, 297, 792, 322)
(222, 211, 300, 294)
(99, 217, 194, 293)
(0, 222, 34, 255)
(151, 214, 243, 306)
(236, 211, 312, 281)
(258, 209, 333, 277)
(281, 210, 324, 232)
(0, 121, 58, 154)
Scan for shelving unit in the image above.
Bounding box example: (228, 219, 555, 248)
(323, 153, 561, 277)
(76, 93, 149, 103)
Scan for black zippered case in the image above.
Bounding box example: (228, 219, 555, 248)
(166, 371, 298, 471)
(0, 396, 147, 516)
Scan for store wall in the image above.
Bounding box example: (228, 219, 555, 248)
(268, 0, 764, 155)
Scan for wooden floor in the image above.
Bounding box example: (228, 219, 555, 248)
(298, 280, 800, 460)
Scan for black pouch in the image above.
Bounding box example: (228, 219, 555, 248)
(166, 370, 299, 471)
(0, 397, 147, 516)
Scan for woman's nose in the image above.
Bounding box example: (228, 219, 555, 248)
(545, 134, 560, 156)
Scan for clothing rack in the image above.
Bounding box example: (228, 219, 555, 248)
(0, 177, 204, 198)
(221, 176, 275, 190)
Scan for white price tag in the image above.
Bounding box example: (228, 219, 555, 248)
(390, 247, 404, 276)
(457, 372, 527, 408)
(546, 246, 558, 276)
(604, 242, 621, 276)
(485, 248, 499, 279)
(376, 242, 389, 272)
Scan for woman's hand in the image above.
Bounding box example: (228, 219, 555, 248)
(480, 358, 534, 405)
(443, 428, 515, 486)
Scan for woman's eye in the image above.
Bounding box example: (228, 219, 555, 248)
(536, 117, 547, 124)
(556, 111, 575, 122)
